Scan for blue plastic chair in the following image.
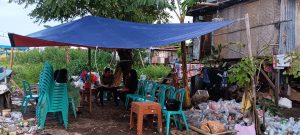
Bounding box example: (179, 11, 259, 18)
(162, 88, 189, 135)
(20, 80, 39, 113)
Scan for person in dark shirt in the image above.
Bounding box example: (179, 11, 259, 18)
(98, 68, 118, 106)
(119, 69, 138, 103)
(55, 69, 68, 83)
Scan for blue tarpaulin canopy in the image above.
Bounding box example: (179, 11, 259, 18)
(9, 16, 236, 49)
(0, 69, 12, 81)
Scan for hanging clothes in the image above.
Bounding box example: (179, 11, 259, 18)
(241, 90, 252, 113)
(221, 71, 228, 88)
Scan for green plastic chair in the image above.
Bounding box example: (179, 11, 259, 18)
(141, 81, 159, 101)
(20, 80, 39, 113)
(68, 97, 77, 118)
(125, 80, 145, 109)
(67, 83, 78, 118)
(162, 88, 189, 135)
(157, 85, 175, 110)
(131, 81, 159, 103)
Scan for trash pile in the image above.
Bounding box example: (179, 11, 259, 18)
(186, 99, 300, 134)
(263, 112, 300, 135)
(185, 99, 243, 133)
(0, 111, 38, 135)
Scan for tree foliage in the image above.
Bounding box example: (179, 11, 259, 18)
(287, 52, 300, 78)
(228, 58, 258, 87)
(9, 0, 170, 23)
(129, 0, 198, 22)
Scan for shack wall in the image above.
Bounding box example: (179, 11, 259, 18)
(296, 0, 300, 50)
(212, 0, 281, 58)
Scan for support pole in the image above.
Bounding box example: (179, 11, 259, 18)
(275, 70, 280, 106)
(65, 47, 70, 64)
(245, 13, 261, 135)
(180, 41, 191, 108)
(9, 48, 14, 69)
(138, 50, 145, 67)
(88, 48, 92, 113)
(260, 69, 276, 90)
(261, 69, 278, 103)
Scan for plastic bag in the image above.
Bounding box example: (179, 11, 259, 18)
(192, 90, 209, 106)
(278, 97, 292, 109)
(209, 102, 220, 111)
(10, 112, 23, 121)
(165, 99, 180, 111)
(200, 121, 225, 134)
(234, 124, 255, 135)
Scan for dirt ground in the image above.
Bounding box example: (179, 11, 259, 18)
(15, 98, 300, 135)
(280, 100, 300, 119)
(19, 101, 194, 135)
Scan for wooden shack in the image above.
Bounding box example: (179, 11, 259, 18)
(188, 0, 300, 59)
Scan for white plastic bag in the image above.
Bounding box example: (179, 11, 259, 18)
(234, 124, 256, 135)
(279, 97, 292, 109)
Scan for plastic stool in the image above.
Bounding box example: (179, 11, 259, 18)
(130, 102, 162, 135)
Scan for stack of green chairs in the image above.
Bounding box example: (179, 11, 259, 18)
(36, 62, 69, 129)
(36, 62, 53, 128)
(162, 88, 189, 135)
(20, 80, 39, 113)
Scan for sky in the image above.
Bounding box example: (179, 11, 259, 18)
(0, 0, 60, 45)
(0, 0, 192, 46)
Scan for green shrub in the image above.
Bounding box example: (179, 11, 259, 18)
(137, 65, 171, 80)
(3, 48, 156, 88)
(12, 63, 43, 86)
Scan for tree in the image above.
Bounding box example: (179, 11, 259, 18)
(9, 0, 170, 80)
(131, 0, 198, 108)
(9, 0, 169, 23)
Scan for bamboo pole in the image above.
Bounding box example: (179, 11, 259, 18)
(245, 13, 261, 135)
(65, 47, 70, 64)
(9, 47, 14, 69)
(180, 41, 191, 108)
(138, 50, 145, 67)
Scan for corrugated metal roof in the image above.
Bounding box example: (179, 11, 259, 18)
(279, 0, 296, 54)
(187, 0, 250, 16)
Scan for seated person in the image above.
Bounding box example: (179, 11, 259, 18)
(55, 69, 68, 83)
(119, 69, 138, 103)
(98, 68, 118, 106)
(81, 71, 96, 104)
